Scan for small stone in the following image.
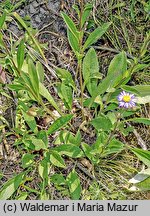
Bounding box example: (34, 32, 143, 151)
(30, 5, 36, 14)
(34, 15, 41, 23)
(32, 0, 39, 8)
(40, 7, 46, 15)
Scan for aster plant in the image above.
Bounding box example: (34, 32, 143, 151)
(118, 91, 137, 108)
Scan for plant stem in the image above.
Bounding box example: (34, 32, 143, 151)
(78, 59, 84, 119)
(77, 0, 85, 120)
(103, 114, 120, 150)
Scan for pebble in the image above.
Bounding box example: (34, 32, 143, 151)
(40, 7, 46, 15)
(32, 0, 39, 8)
(29, 4, 36, 14)
(34, 15, 41, 23)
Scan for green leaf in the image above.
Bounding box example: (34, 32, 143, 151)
(74, 130, 81, 146)
(22, 153, 35, 168)
(31, 137, 47, 150)
(83, 22, 111, 50)
(8, 84, 25, 91)
(126, 118, 150, 126)
(91, 115, 112, 131)
(54, 144, 84, 158)
(61, 12, 79, 41)
(16, 192, 28, 200)
(121, 85, 139, 95)
(51, 174, 66, 185)
(81, 3, 93, 27)
(39, 158, 50, 180)
(88, 52, 128, 107)
(82, 142, 99, 163)
(28, 59, 39, 96)
(83, 47, 99, 96)
(13, 12, 47, 63)
(40, 191, 49, 200)
(93, 132, 107, 151)
(131, 148, 150, 167)
(129, 168, 150, 184)
(0, 11, 6, 29)
(37, 130, 48, 147)
(56, 67, 75, 89)
(39, 82, 62, 114)
(108, 51, 127, 76)
(0, 173, 24, 200)
(60, 82, 73, 109)
(131, 85, 150, 97)
(66, 169, 81, 200)
(137, 96, 150, 104)
(47, 114, 73, 135)
(102, 139, 124, 156)
(22, 111, 38, 134)
(50, 151, 66, 168)
(67, 29, 80, 53)
(129, 177, 150, 192)
(17, 39, 25, 70)
(19, 72, 33, 92)
(36, 62, 45, 83)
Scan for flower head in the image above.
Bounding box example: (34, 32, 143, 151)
(117, 91, 136, 108)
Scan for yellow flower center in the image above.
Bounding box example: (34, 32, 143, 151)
(123, 95, 131, 102)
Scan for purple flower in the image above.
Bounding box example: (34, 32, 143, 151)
(117, 91, 136, 108)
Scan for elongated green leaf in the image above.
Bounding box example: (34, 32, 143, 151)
(132, 85, 150, 97)
(88, 52, 128, 107)
(36, 62, 45, 83)
(82, 142, 99, 163)
(0, 173, 24, 200)
(13, 12, 47, 63)
(121, 85, 139, 95)
(22, 111, 38, 133)
(83, 22, 111, 50)
(31, 137, 47, 150)
(28, 59, 39, 95)
(131, 148, 150, 167)
(81, 3, 93, 27)
(8, 84, 25, 91)
(129, 177, 150, 191)
(37, 130, 48, 147)
(20, 72, 33, 91)
(54, 144, 84, 158)
(83, 47, 99, 96)
(67, 169, 81, 200)
(16, 192, 28, 200)
(39, 82, 61, 114)
(0, 11, 6, 29)
(38, 158, 50, 180)
(17, 39, 25, 70)
(60, 82, 73, 109)
(50, 151, 66, 168)
(67, 29, 80, 53)
(108, 51, 127, 76)
(47, 114, 73, 135)
(22, 153, 35, 168)
(137, 96, 150, 104)
(56, 67, 75, 89)
(102, 139, 124, 156)
(61, 12, 79, 41)
(74, 130, 81, 146)
(129, 168, 150, 184)
(126, 118, 150, 125)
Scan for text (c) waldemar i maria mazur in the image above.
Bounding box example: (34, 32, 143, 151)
(19, 202, 138, 212)
(76, 203, 138, 212)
